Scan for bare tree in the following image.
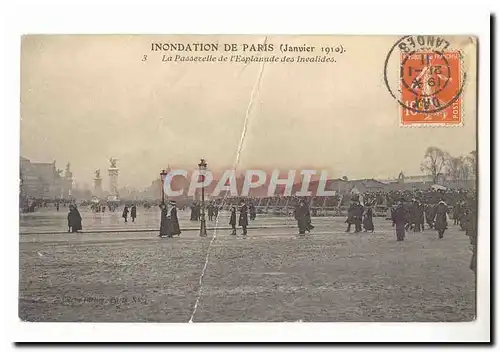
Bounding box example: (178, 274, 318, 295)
(466, 150, 477, 177)
(460, 156, 471, 185)
(420, 147, 448, 184)
(446, 156, 464, 188)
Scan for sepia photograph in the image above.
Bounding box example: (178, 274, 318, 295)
(17, 34, 481, 326)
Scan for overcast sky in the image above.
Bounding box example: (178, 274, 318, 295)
(20, 35, 477, 189)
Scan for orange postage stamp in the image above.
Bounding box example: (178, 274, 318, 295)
(383, 36, 467, 127)
(400, 50, 463, 125)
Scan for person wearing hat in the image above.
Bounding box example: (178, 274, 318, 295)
(417, 199, 425, 232)
(458, 200, 468, 231)
(452, 200, 462, 226)
(352, 200, 364, 233)
(67, 204, 82, 233)
(434, 198, 449, 239)
(229, 206, 237, 235)
(464, 196, 477, 274)
(295, 199, 309, 236)
(424, 202, 435, 229)
(238, 200, 249, 236)
(190, 202, 198, 221)
(159, 202, 170, 237)
(345, 201, 356, 232)
(391, 198, 407, 241)
(131, 204, 137, 223)
(363, 202, 374, 233)
(410, 198, 424, 232)
(122, 205, 129, 223)
(167, 200, 181, 237)
(207, 202, 214, 221)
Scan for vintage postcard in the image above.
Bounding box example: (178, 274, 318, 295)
(19, 35, 478, 325)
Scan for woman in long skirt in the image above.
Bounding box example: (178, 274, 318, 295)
(434, 200, 449, 239)
(159, 203, 170, 237)
(363, 206, 374, 232)
(68, 205, 82, 233)
(167, 200, 181, 237)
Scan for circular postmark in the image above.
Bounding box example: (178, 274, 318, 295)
(383, 35, 467, 116)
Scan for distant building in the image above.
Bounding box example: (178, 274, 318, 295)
(20, 157, 73, 199)
(348, 179, 388, 193)
(143, 178, 163, 200)
(379, 171, 476, 190)
(300, 178, 349, 195)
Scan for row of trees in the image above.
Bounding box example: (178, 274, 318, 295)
(420, 147, 477, 186)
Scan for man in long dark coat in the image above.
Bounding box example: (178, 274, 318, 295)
(238, 201, 249, 236)
(67, 205, 82, 233)
(122, 206, 129, 223)
(412, 199, 424, 232)
(159, 203, 170, 237)
(352, 201, 364, 233)
(190, 202, 198, 221)
(434, 200, 449, 239)
(345, 202, 355, 232)
(295, 200, 310, 236)
(406, 199, 416, 231)
(229, 206, 237, 235)
(167, 200, 181, 237)
(424, 203, 435, 229)
(391, 199, 407, 241)
(207, 203, 214, 221)
(417, 200, 425, 232)
(453, 201, 462, 225)
(459, 200, 468, 231)
(464, 199, 477, 274)
(131, 205, 137, 223)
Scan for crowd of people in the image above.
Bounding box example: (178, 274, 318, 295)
(30, 187, 477, 274)
(20, 198, 75, 213)
(172, 189, 478, 273)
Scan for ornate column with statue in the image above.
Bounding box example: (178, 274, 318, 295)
(93, 169, 103, 198)
(63, 163, 73, 200)
(107, 158, 119, 202)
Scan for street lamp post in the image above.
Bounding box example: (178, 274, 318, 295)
(160, 169, 167, 205)
(198, 159, 208, 237)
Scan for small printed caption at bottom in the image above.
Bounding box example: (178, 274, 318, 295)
(61, 295, 148, 305)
